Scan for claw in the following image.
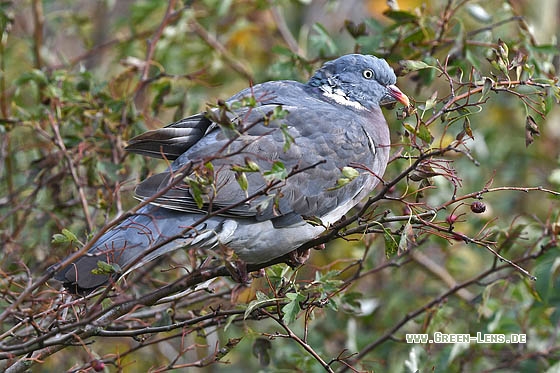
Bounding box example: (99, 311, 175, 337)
(225, 259, 250, 283)
(284, 247, 311, 268)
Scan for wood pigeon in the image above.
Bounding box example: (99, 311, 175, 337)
(54, 54, 409, 293)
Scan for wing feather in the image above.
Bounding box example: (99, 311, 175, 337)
(125, 114, 214, 160)
(131, 81, 385, 227)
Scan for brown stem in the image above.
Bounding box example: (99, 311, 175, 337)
(187, 18, 253, 82)
(269, 3, 304, 57)
(263, 310, 335, 372)
(31, 0, 44, 70)
(49, 113, 93, 231)
(140, 0, 177, 83)
(339, 254, 538, 372)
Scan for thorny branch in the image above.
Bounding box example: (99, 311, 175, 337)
(1, 0, 559, 372)
(338, 252, 544, 373)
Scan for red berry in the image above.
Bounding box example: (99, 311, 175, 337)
(471, 201, 486, 213)
(91, 359, 105, 372)
(446, 214, 458, 224)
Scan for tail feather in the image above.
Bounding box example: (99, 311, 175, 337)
(54, 205, 224, 293)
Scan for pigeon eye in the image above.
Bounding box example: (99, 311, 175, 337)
(362, 69, 374, 79)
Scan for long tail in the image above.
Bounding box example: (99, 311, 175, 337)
(54, 205, 222, 293)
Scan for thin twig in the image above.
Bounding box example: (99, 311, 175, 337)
(140, 0, 177, 84)
(410, 250, 475, 302)
(49, 113, 93, 231)
(263, 310, 335, 373)
(269, 4, 304, 57)
(31, 0, 44, 69)
(338, 254, 539, 372)
(187, 18, 253, 81)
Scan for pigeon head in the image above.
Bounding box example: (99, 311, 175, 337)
(308, 54, 409, 111)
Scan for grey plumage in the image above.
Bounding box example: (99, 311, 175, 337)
(54, 54, 409, 293)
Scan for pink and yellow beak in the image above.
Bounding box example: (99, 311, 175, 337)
(386, 84, 410, 107)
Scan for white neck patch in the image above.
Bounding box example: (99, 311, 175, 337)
(319, 84, 367, 111)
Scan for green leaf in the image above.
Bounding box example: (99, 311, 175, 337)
(404, 122, 433, 144)
(340, 292, 363, 314)
(231, 158, 260, 173)
(383, 9, 418, 23)
(383, 228, 399, 258)
(263, 161, 288, 182)
(304, 215, 324, 226)
(403, 28, 426, 44)
(310, 23, 338, 55)
(14, 69, 48, 86)
(51, 228, 79, 244)
(328, 177, 351, 191)
(341, 166, 360, 179)
(417, 122, 434, 145)
(313, 270, 343, 293)
(498, 224, 527, 252)
(255, 290, 269, 302)
(497, 39, 509, 61)
(328, 166, 361, 191)
(51, 234, 68, 244)
(282, 292, 306, 324)
(399, 60, 431, 74)
(204, 161, 214, 172)
(223, 314, 239, 332)
(462, 117, 473, 139)
(533, 250, 560, 304)
(244, 291, 282, 319)
(344, 20, 367, 38)
(280, 123, 295, 152)
(151, 80, 171, 115)
(62, 228, 78, 243)
(187, 179, 205, 209)
(235, 172, 249, 192)
(419, 91, 437, 113)
(479, 77, 494, 102)
(91, 261, 121, 275)
(271, 105, 289, 120)
(230, 165, 253, 173)
(241, 95, 258, 108)
(265, 264, 293, 288)
(326, 297, 339, 312)
(462, 49, 482, 72)
(544, 87, 556, 115)
(271, 45, 296, 57)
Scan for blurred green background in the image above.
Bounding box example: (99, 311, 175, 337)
(1, 0, 559, 371)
